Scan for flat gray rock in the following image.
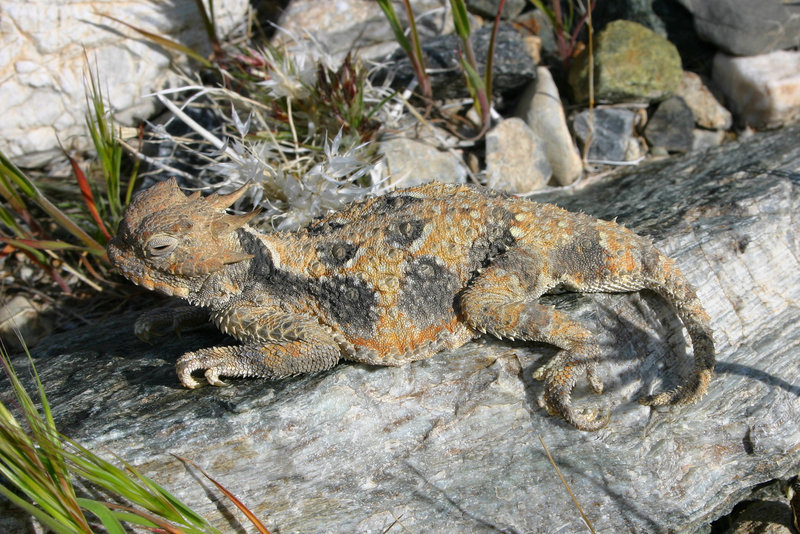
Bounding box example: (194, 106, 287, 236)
(3, 125, 800, 533)
(644, 96, 695, 153)
(573, 107, 637, 162)
(677, 0, 800, 56)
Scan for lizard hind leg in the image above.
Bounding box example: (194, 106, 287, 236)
(459, 251, 610, 431)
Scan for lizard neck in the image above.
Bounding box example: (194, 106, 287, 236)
(186, 226, 288, 310)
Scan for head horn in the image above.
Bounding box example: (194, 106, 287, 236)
(211, 207, 263, 236)
(205, 182, 253, 211)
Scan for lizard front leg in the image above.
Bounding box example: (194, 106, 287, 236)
(177, 306, 341, 388)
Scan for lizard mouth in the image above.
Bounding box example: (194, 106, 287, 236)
(107, 242, 189, 298)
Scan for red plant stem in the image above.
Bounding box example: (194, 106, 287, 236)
(484, 0, 506, 105)
(67, 153, 111, 241)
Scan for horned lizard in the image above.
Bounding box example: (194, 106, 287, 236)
(108, 179, 714, 430)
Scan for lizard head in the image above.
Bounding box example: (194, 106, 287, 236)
(108, 178, 258, 299)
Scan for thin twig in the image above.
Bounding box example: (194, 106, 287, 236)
(539, 436, 596, 534)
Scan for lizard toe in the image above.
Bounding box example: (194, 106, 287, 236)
(176, 352, 207, 388)
(586, 363, 604, 394)
(204, 368, 230, 387)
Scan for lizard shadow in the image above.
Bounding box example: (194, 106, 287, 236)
(516, 290, 703, 429)
(517, 289, 800, 431)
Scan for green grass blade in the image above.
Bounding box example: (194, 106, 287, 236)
(1, 345, 91, 531)
(76, 499, 126, 534)
(192, 0, 221, 60)
(376, 0, 413, 54)
(0, 151, 36, 198)
(1, 342, 227, 533)
(104, 503, 198, 534)
(0, 151, 105, 255)
(103, 509, 162, 529)
(64, 444, 220, 531)
(484, 0, 506, 97)
(84, 56, 123, 225)
(364, 89, 399, 122)
(0, 484, 77, 534)
(0, 204, 28, 238)
(0, 237, 84, 251)
(450, 0, 471, 39)
(0, 163, 32, 216)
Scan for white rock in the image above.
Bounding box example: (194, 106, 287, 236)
(274, 0, 454, 63)
(515, 67, 583, 186)
(675, 71, 732, 130)
(0, 0, 250, 168)
(712, 50, 800, 128)
(485, 118, 551, 194)
(379, 135, 467, 187)
(0, 295, 54, 351)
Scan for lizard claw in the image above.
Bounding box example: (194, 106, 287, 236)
(542, 379, 610, 431)
(204, 368, 229, 388)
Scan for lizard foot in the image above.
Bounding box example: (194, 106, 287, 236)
(176, 348, 243, 388)
(533, 352, 604, 394)
(535, 355, 610, 431)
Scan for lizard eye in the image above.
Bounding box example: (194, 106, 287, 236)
(145, 235, 178, 258)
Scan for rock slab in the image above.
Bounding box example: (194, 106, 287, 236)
(3, 125, 800, 532)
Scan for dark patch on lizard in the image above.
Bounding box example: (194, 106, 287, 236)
(375, 194, 424, 213)
(316, 241, 358, 268)
(467, 206, 516, 272)
(397, 256, 460, 328)
(313, 275, 378, 337)
(238, 229, 377, 337)
(550, 235, 608, 282)
(237, 229, 274, 279)
(385, 219, 426, 247)
(306, 219, 347, 236)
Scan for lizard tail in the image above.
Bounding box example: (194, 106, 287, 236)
(638, 250, 715, 407)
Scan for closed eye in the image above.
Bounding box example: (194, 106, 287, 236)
(146, 235, 178, 258)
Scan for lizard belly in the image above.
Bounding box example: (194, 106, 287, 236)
(344, 315, 475, 366)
